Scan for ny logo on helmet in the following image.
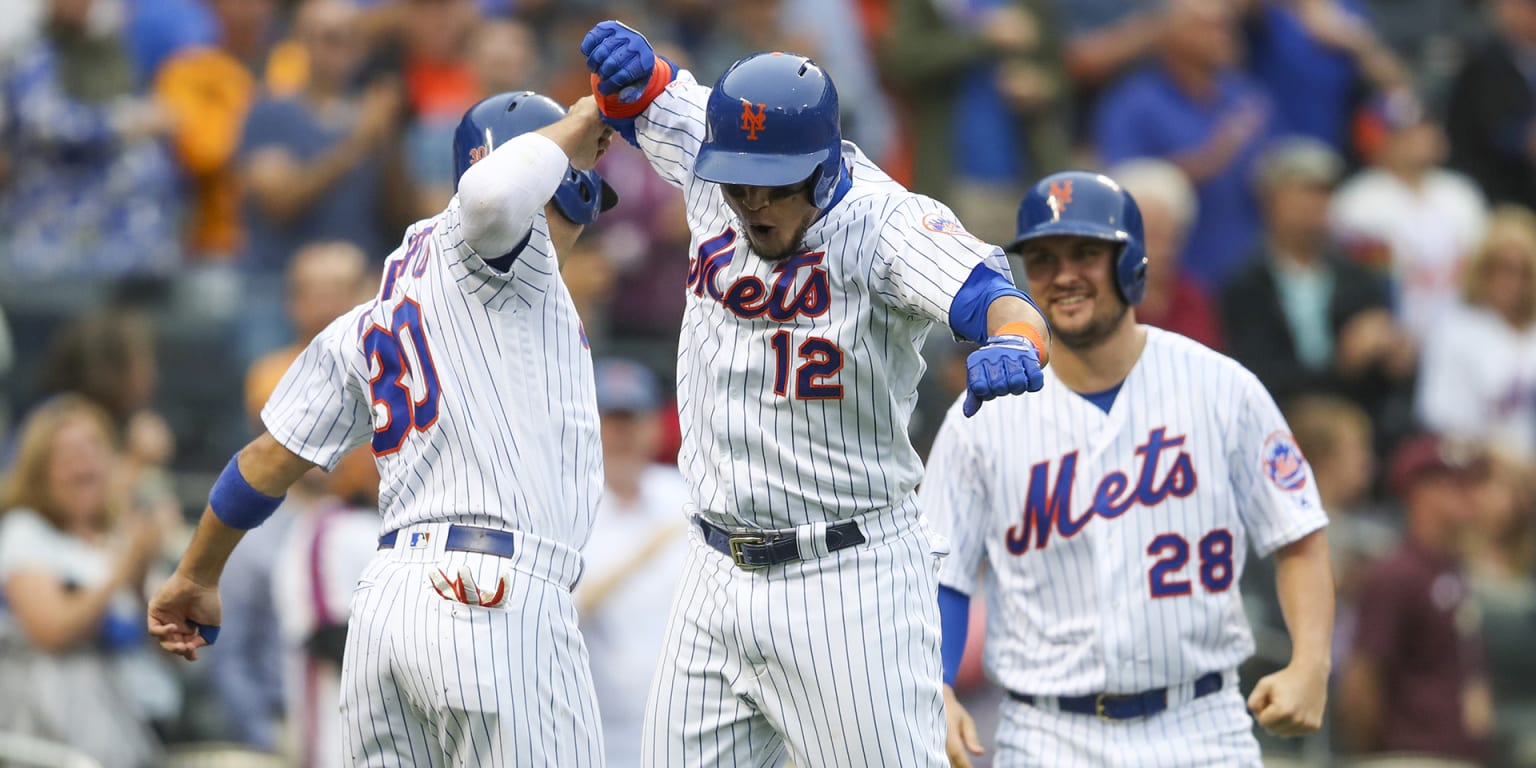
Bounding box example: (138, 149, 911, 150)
(740, 101, 767, 141)
(1047, 179, 1073, 220)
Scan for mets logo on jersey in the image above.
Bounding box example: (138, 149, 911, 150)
(922, 212, 975, 239)
(1007, 428, 1197, 555)
(1047, 179, 1073, 220)
(741, 101, 767, 140)
(1262, 431, 1309, 492)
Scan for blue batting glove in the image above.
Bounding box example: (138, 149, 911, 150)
(963, 334, 1044, 417)
(581, 21, 656, 102)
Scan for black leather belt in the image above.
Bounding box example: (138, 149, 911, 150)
(1008, 672, 1223, 721)
(696, 517, 866, 570)
(378, 525, 517, 558)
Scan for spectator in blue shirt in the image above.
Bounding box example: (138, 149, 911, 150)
(883, 0, 1070, 244)
(0, 0, 182, 280)
(1059, 0, 1166, 135)
(1094, 0, 1274, 289)
(236, 0, 404, 361)
(237, 0, 400, 276)
(1244, 0, 1406, 152)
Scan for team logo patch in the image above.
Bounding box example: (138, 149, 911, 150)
(1262, 431, 1309, 492)
(740, 101, 767, 140)
(1047, 178, 1073, 220)
(409, 532, 432, 548)
(922, 212, 973, 238)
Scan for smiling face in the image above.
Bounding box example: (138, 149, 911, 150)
(45, 415, 116, 533)
(719, 178, 821, 260)
(1019, 235, 1133, 351)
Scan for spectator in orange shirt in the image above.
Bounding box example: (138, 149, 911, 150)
(155, 0, 304, 260)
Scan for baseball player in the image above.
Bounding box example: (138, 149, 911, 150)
(580, 21, 1053, 767)
(147, 93, 619, 766)
(924, 172, 1335, 767)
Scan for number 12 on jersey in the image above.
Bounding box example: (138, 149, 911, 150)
(770, 330, 843, 400)
(364, 298, 441, 455)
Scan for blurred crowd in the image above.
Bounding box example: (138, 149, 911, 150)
(0, 0, 1532, 765)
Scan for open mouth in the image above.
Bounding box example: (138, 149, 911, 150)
(748, 224, 775, 239)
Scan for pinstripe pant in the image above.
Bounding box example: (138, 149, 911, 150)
(339, 531, 604, 767)
(640, 519, 948, 767)
(993, 672, 1261, 767)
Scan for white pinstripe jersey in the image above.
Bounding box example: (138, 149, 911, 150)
(923, 328, 1327, 695)
(261, 201, 603, 549)
(634, 70, 1014, 529)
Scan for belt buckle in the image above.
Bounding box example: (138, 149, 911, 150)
(727, 534, 766, 570)
(1095, 693, 1116, 722)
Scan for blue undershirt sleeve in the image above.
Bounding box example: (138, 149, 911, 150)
(938, 584, 973, 687)
(947, 263, 1037, 345)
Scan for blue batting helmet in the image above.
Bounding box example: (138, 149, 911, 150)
(1006, 171, 1148, 306)
(694, 52, 843, 208)
(452, 91, 618, 226)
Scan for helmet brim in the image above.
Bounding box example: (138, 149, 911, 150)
(1002, 220, 1132, 254)
(694, 145, 831, 188)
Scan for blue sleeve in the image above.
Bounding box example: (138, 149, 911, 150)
(948, 263, 1037, 344)
(938, 584, 972, 687)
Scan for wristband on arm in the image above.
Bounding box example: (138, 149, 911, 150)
(209, 454, 286, 530)
(994, 320, 1050, 366)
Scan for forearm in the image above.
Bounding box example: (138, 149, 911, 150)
(1273, 529, 1334, 672)
(456, 132, 568, 257)
(252, 140, 369, 223)
(1342, 28, 1407, 92)
(178, 434, 313, 586)
(40, 582, 122, 651)
(176, 509, 251, 587)
(1064, 19, 1160, 85)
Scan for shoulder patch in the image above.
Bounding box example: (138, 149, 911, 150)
(1262, 431, 1309, 492)
(921, 212, 975, 239)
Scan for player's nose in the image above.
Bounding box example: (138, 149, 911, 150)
(741, 187, 771, 209)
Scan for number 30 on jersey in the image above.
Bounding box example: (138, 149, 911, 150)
(364, 298, 441, 455)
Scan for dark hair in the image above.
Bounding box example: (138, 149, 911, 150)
(41, 310, 156, 423)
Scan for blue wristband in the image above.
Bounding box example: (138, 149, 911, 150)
(208, 454, 285, 530)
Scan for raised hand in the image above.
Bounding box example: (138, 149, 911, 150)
(581, 21, 657, 102)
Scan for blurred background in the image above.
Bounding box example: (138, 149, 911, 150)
(0, 0, 1531, 765)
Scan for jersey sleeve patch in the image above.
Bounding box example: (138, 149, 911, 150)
(1262, 431, 1309, 493)
(921, 212, 977, 240)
